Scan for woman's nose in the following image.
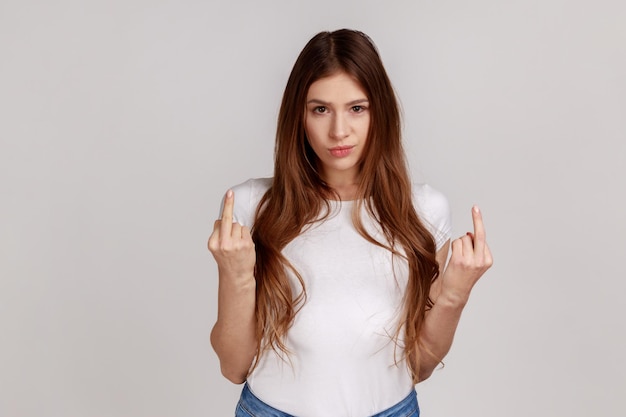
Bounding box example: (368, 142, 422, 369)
(330, 114, 349, 140)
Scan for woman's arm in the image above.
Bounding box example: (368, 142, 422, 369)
(418, 206, 493, 382)
(208, 190, 258, 384)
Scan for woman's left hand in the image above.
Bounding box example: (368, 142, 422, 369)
(439, 206, 494, 305)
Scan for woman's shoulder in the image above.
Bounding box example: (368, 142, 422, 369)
(411, 183, 452, 249)
(411, 183, 449, 214)
(228, 177, 272, 227)
(231, 177, 272, 199)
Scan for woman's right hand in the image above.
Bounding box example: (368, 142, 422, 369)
(208, 189, 256, 282)
(208, 189, 258, 383)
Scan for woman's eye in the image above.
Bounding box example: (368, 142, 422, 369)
(314, 106, 326, 113)
(352, 105, 365, 112)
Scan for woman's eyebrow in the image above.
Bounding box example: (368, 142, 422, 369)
(306, 98, 369, 105)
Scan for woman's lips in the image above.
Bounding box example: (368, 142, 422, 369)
(329, 146, 355, 158)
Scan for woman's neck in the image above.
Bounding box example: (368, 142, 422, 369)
(320, 170, 361, 201)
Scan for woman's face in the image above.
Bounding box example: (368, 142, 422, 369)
(304, 71, 370, 186)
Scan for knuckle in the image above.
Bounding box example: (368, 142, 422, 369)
(450, 257, 464, 268)
(219, 241, 232, 252)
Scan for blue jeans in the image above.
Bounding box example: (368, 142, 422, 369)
(235, 383, 419, 417)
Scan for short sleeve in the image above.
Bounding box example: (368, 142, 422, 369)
(412, 183, 452, 250)
(219, 178, 272, 228)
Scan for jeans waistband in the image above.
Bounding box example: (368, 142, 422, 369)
(236, 383, 419, 417)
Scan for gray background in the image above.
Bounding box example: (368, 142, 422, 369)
(1, 0, 625, 416)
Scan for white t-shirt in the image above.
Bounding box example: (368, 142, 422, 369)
(230, 178, 451, 417)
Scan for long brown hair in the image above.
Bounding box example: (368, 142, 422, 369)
(251, 29, 439, 383)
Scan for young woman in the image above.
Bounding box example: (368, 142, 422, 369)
(208, 29, 493, 417)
